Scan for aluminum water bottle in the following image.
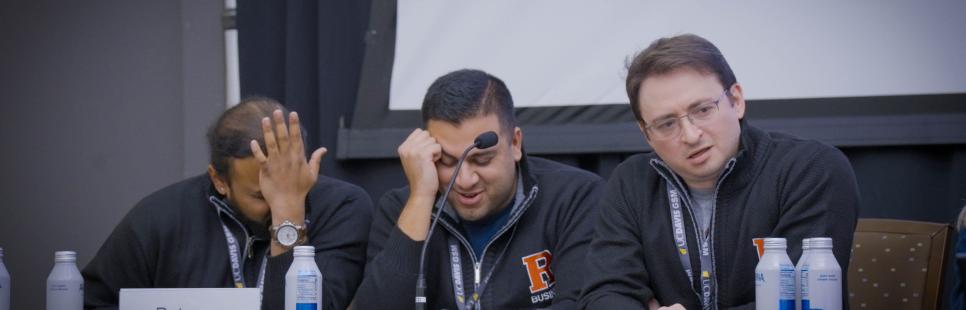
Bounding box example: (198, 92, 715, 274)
(46, 251, 83, 310)
(0, 247, 10, 310)
(795, 239, 812, 310)
(755, 238, 795, 310)
(285, 246, 323, 310)
(801, 237, 841, 310)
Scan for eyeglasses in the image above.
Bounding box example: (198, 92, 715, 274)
(643, 89, 729, 141)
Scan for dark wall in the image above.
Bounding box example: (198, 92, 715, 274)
(846, 145, 966, 223)
(0, 0, 225, 308)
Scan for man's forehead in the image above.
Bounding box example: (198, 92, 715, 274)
(436, 136, 499, 158)
(427, 115, 502, 136)
(639, 72, 722, 114)
(227, 157, 260, 187)
(430, 128, 506, 158)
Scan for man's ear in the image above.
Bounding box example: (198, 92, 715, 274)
(729, 83, 746, 120)
(207, 165, 230, 197)
(511, 126, 523, 162)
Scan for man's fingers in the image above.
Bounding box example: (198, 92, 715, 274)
(288, 111, 305, 157)
(250, 139, 268, 163)
(272, 110, 289, 153)
(309, 147, 327, 176)
(429, 141, 442, 162)
(398, 129, 417, 156)
(398, 128, 429, 157)
(261, 117, 279, 157)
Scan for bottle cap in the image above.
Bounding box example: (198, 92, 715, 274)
(55, 251, 77, 262)
(809, 237, 833, 249)
(763, 237, 787, 249)
(293, 245, 315, 257)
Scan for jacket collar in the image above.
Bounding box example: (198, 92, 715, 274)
(435, 151, 540, 238)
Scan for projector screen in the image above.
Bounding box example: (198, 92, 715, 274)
(339, 0, 966, 159)
(389, 1, 966, 110)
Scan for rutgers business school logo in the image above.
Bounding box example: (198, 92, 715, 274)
(521, 250, 555, 304)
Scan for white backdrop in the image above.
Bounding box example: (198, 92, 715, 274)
(389, 1, 966, 110)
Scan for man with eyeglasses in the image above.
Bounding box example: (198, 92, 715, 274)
(580, 34, 858, 309)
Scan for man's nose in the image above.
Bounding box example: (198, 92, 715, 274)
(679, 116, 703, 144)
(455, 163, 479, 189)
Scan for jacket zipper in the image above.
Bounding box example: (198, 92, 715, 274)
(436, 185, 539, 309)
(651, 158, 737, 310)
(706, 158, 737, 310)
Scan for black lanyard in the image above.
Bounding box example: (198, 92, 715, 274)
(448, 236, 484, 310)
(445, 178, 528, 310)
(447, 227, 516, 310)
(219, 222, 268, 290)
(209, 195, 268, 291)
(448, 238, 472, 310)
(667, 187, 715, 310)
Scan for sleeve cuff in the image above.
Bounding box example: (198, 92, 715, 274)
(375, 226, 426, 275)
(266, 249, 295, 278)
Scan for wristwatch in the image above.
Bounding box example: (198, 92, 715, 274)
(270, 219, 307, 248)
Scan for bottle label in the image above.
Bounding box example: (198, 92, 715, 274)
(800, 265, 809, 298)
(295, 304, 318, 310)
(48, 284, 70, 292)
(756, 264, 796, 309)
(816, 273, 839, 282)
(296, 273, 320, 304)
(807, 269, 842, 310)
(779, 265, 795, 309)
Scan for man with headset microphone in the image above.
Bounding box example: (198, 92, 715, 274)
(355, 69, 603, 309)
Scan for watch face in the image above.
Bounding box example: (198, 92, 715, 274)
(277, 225, 299, 246)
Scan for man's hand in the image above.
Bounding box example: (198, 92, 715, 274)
(251, 110, 325, 228)
(395, 128, 442, 240)
(398, 129, 441, 199)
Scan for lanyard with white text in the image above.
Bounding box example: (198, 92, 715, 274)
(668, 187, 716, 310)
(220, 223, 268, 291)
(448, 237, 471, 310)
(446, 236, 480, 310)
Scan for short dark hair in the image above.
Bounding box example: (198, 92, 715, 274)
(626, 34, 737, 123)
(421, 69, 516, 133)
(207, 97, 289, 177)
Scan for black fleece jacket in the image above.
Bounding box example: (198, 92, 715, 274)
(355, 155, 603, 310)
(82, 174, 372, 310)
(580, 121, 859, 309)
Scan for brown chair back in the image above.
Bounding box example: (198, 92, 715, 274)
(847, 218, 952, 310)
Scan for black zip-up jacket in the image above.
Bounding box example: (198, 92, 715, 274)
(82, 174, 372, 310)
(355, 155, 603, 310)
(580, 121, 859, 309)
